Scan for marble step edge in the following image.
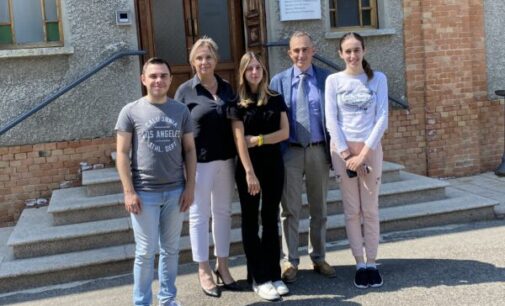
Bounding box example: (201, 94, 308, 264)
(81, 161, 405, 187)
(50, 170, 445, 215)
(2, 191, 497, 279)
(7, 207, 130, 247)
(15, 172, 452, 248)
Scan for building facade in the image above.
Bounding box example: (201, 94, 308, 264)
(0, 0, 504, 226)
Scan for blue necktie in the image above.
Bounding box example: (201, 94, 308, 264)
(296, 73, 311, 147)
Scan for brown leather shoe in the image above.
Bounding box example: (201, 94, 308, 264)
(313, 261, 336, 278)
(281, 261, 298, 283)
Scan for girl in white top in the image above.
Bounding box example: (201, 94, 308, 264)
(325, 32, 388, 289)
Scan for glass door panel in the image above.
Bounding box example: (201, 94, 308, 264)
(141, 0, 243, 95)
(152, 0, 187, 65)
(197, 0, 231, 61)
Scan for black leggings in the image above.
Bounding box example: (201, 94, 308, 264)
(235, 150, 284, 284)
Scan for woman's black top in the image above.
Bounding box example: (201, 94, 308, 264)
(228, 92, 287, 153)
(175, 74, 236, 162)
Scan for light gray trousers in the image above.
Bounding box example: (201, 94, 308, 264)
(280, 144, 330, 266)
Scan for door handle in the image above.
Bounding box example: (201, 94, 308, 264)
(192, 18, 198, 37)
(186, 17, 194, 37)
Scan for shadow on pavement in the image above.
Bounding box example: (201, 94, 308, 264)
(1, 220, 504, 305)
(246, 297, 360, 305)
(243, 258, 504, 306)
(1, 258, 503, 306)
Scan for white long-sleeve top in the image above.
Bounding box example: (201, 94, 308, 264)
(324, 71, 388, 153)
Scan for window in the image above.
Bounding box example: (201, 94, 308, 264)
(329, 0, 378, 29)
(0, 0, 62, 48)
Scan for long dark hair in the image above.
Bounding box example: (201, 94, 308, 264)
(339, 32, 374, 80)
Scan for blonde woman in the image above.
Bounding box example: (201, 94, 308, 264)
(228, 52, 289, 301)
(175, 37, 240, 297)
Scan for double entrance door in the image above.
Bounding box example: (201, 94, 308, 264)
(136, 0, 245, 96)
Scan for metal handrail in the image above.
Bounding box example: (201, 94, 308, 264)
(265, 41, 409, 110)
(0, 49, 145, 136)
(494, 90, 505, 176)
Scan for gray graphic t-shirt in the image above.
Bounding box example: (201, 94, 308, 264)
(115, 97, 193, 192)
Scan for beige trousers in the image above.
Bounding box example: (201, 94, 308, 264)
(331, 142, 383, 260)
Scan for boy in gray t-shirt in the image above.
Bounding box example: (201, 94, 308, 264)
(115, 96, 193, 192)
(115, 57, 196, 306)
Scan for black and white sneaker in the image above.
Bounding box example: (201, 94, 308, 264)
(366, 267, 383, 288)
(354, 268, 368, 289)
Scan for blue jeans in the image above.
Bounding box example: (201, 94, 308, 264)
(131, 188, 184, 306)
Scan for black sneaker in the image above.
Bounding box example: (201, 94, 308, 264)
(354, 268, 368, 288)
(366, 267, 383, 288)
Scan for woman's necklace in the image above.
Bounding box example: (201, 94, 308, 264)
(201, 77, 218, 100)
(201, 78, 217, 92)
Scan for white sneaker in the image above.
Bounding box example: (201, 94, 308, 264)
(272, 280, 289, 296)
(253, 281, 280, 301)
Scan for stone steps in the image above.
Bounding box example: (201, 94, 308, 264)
(0, 244, 132, 294)
(81, 161, 404, 197)
(7, 207, 132, 259)
(48, 188, 126, 226)
(13, 170, 451, 260)
(0, 187, 498, 293)
(49, 162, 406, 227)
(1, 161, 501, 293)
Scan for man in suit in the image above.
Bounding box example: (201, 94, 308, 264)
(270, 31, 335, 283)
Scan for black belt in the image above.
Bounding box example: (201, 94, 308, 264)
(289, 141, 325, 148)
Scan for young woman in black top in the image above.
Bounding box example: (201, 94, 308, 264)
(174, 37, 240, 298)
(228, 52, 289, 301)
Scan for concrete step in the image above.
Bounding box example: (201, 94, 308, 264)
(8, 169, 447, 260)
(0, 244, 132, 294)
(308, 171, 450, 219)
(202, 188, 499, 261)
(82, 167, 123, 197)
(7, 207, 133, 259)
(82, 161, 405, 197)
(324, 188, 499, 243)
(0, 189, 497, 293)
(183, 170, 449, 235)
(48, 187, 127, 225)
(326, 161, 403, 189)
(55, 168, 447, 229)
(7, 170, 450, 259)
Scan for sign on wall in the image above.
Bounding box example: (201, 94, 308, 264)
(280, 0, 321, 21)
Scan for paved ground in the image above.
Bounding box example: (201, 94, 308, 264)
(0, 172, 504, 306)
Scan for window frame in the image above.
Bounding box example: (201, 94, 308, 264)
(328, 0, 378, 31)
(0, 0, 63, 49)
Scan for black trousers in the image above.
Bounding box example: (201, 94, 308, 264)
(235, 148, 284, 284)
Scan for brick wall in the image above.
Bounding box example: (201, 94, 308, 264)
(0, 137, 116, 227)
(383, 0, 504, 177)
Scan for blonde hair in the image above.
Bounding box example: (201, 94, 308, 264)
(237, 51, 277, 108)
(188, 36, 219, 66)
